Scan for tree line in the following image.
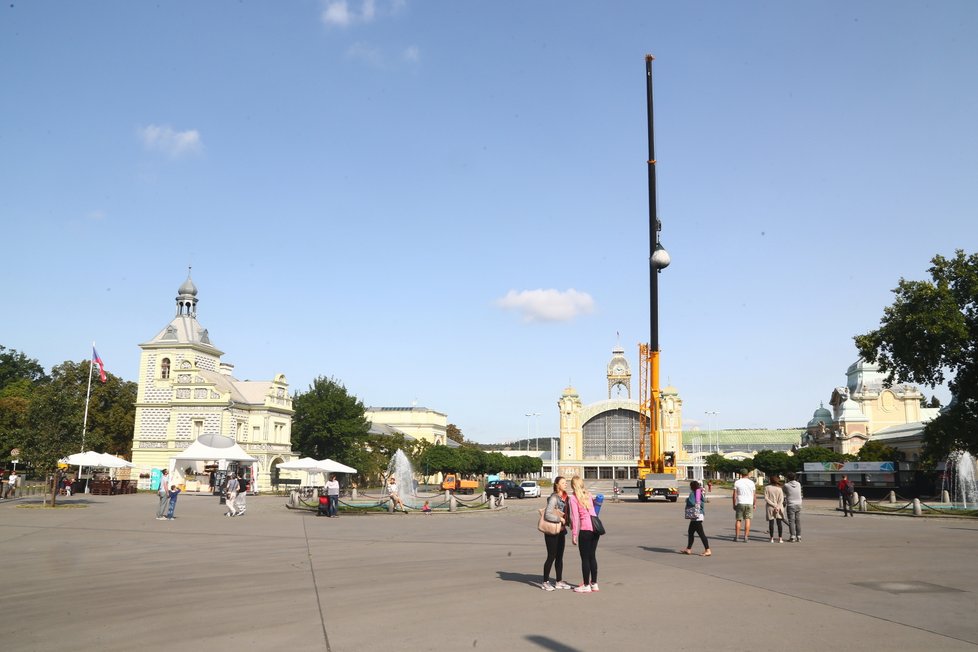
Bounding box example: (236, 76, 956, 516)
(705, 440, 905, 478)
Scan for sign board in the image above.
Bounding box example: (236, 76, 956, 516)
(803, 461, 895, 473)
(10, 448, 20, 457)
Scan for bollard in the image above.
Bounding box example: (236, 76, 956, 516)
(852, 491, 860, 509)
(859, 496, 867, 512)
(889, 491, 896, 504)
(912, 498, 922, 516)
(942, 490, 951, 503)
(445, 490, 451, 502)
(387, 499, 395, 514)
(499, 493, 505, 509)
(450, 495, 457, 512)
(351, 487, 358, 499)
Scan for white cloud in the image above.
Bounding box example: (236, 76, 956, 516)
(496, 288, 596, 323)
(322, 0, 380, 27)
(139, 124, 202, 158)
(402, 45, 420, 63)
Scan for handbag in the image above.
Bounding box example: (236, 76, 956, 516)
(684, 504, 700, 520)
(538, 508, 561, 535)
(590, 513, 606, 536)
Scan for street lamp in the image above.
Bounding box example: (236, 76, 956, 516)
(705, 411, 719, 453)
(524, 413, 540, 451)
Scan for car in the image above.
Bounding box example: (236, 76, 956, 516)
(520, 480, 541, 498)
(485, 479, 525, 499)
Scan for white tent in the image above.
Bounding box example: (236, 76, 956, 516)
(276, 457, 324, 472)
(171, 436, 258, 463)
(319, 458, 357, 474)
(62, 451, 107, 466)
(96, 453, 136, 468)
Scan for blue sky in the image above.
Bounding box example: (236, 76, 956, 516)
(2, 1, 976, 443)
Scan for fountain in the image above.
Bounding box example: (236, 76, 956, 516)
(942, 451, 978, 509)
(386, 449, 419, 508)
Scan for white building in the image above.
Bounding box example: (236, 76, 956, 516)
(130, 273, 296, 489)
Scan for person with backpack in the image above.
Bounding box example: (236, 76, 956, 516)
(233, 473, 247, 516)
(838, 475, 855, 517)
(224, 474, 240, 517)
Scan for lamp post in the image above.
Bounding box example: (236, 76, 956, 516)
(524, 413, 540, 450)
(705, 411, 719, 453)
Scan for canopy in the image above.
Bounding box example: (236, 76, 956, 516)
(62, 451, 109, 466)
(276, 457, 324, 472)
(319, 458, 357, 474)
(96, 453, 135, 468)
(172, 435, 257, 463)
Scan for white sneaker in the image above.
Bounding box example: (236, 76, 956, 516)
(573, 584, 592, 593)
(778, 538, 784, 544)
(541, 581, 555, 591)
(796, 536, 801, 542)
(590, 583, 600, 592)
(554, 581, 573, 590)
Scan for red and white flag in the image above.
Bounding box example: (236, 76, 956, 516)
(92, 347, 107, 383)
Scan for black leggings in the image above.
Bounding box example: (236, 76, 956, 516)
(577, 530, 599, 585)
(687, 520, 710, 550)
(769, 518, 784, 538)
(543, 531, 566, 581)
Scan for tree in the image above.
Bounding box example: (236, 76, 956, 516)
(291, 376, 371, 474)
(792, 446, 845, 470)
(752, 450, 795, 478)
(0, 345, 47, 390)
(446, 423, 464, 444)
(856, 440, 904, 462)
(855, 250, 978, 457)
(418, 445, 459, 475)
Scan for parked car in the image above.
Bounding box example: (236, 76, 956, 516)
(520, 480, 541, 498)
(485, 479, 525, 499)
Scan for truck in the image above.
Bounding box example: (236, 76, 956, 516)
(619, 473, 680, 502)
(440, 474, 478, 494)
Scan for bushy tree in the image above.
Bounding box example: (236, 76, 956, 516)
(856, 440, 904, 462)
(291, 376, 370, 475)
(752, 450, 794, 477)
(792, 446, 846, 469)
(446, 423, 464, 444)
(0, 345, 47, 389)
(855, 250, 978, 457)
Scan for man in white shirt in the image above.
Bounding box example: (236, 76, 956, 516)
(732, 469, 757, 542)
(325, 474, 340, 517)
(5, 471, 19, 499)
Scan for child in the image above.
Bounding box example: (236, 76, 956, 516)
(166, 485, 181, 520)
(421, 500, 432, 515)
(318, 490, 329, 517)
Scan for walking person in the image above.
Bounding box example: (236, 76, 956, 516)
(838, 474, 855, 516)
(234, 473, 247, 516)
(764, 476, 786, 543)
(540, 476, 573, 591)
(5, 470, 20, 499)
(783, 471, 803, 542)
(325, 474, 340, 518)
(569, 475, 601, 593)
(680, 480, 711, 556)
(155, 469, 170, 520)
(224, 474, 240, 517)
(732, 469, 756, 542)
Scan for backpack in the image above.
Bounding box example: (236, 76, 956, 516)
(842, 480, 854, 496)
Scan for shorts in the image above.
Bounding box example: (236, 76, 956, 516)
(735, 504, 754, 521)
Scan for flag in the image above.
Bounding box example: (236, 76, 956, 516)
(92, 347, 107, 383)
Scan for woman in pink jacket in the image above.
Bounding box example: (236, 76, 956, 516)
(568, 475, 601, 593)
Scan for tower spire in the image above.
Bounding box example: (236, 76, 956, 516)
(175, 267, 198, 317)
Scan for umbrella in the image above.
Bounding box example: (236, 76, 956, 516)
(96, 453, 135, 468)
(276, 457, 325, 472)
(318, 458, 357, 474)
(62, 451, 108, 466)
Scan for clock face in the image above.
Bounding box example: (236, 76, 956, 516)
(613, 365, 625, 375)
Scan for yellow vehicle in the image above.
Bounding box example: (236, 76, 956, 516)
(441, 474, 477, 494)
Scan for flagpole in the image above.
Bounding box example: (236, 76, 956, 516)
(80, 341, 96, 493)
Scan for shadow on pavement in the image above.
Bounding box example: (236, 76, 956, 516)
(525, 634, 584, 652)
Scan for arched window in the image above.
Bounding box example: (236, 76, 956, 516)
(161, 358, 171, 380)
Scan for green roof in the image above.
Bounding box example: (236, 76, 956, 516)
(683, 429, 803, 447)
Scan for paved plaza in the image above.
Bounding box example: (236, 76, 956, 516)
(2, 489, 977, 652)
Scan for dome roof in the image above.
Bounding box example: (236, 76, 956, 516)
(812, 404, 831, 419)
(178, 275, 198, 297)
(562, 385, 578, 397)
(661, 385, 679, 396)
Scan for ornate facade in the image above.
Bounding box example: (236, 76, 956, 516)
(130, 273, 295, 489)
(557, 345, 684, 480)
(804, 358, 939, 457)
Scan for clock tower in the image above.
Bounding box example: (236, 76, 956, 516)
(607, 345, 631, 399)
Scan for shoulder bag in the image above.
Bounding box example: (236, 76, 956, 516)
(538, 508, 561, 535)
